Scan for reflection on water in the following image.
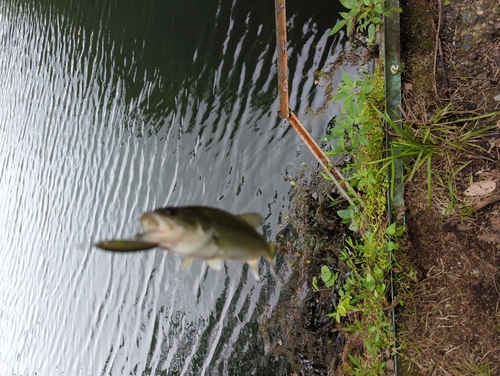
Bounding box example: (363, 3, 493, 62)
(0, 0, 346, 374)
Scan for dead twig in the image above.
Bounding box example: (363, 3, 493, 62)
(433, 0, 448, 99)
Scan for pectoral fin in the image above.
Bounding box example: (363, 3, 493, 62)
(181, 258, 194, 270)
(247, 259, 260, 281)
(95, 240, 157, 252)
(206, 259, 223, 271)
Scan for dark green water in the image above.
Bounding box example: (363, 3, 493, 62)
(0, 0, 346, 374)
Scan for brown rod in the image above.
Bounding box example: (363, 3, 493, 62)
(288, 111, 363, 208)
(274, 0, 288, 118)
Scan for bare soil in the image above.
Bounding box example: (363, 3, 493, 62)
(398, 0, 500, 374)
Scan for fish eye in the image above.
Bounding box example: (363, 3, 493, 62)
(160, 207, 176, 216)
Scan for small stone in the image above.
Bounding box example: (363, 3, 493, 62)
(464, 34, 473, 42)
(494, 94, 500, 102)
(482, 81, 491, 89)
(495, 22, 500, 29)
(476, 72, 488, 79)
(478, 16, 486, 24)
(481, 3, 489, 10)
(462, 12, 471, 21)
(464, 43, 473, 52)
(470, 14, 479, 25)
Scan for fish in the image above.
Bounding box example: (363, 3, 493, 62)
(95, 206, 275, 280)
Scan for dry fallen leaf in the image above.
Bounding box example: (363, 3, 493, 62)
(477, 233, 500, 244)
(464, 180, 496, 196)
(488, 138, 500, 148)
(491, 216, 500, 232)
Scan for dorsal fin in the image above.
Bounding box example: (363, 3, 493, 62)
(238, 213, 263, 228)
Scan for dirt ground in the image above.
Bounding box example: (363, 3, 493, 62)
(398, 0, 500, 374)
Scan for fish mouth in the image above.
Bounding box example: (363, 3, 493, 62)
(140, 212, 173, 232)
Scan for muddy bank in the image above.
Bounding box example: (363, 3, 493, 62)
(398, 0, 500, 374)
(260, 169, 351, 375)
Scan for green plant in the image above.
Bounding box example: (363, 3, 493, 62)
(328, 289, 355, 323)
(372, 106, 499, 208)
(316, 63, 397, 372)
(326, 71, 375, 156)
(312, 265, 339, 291)
(330, 0, 402, 45)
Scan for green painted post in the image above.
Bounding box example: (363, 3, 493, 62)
(384, 1, 403, 375)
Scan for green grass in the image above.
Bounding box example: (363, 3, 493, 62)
(318, 63, 402, 375)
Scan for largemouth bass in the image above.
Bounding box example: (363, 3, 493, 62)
(96, 206, 275, 280)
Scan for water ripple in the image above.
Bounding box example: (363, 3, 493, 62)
(0, 0, 343, 374)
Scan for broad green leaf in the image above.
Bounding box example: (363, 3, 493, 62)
(368, 24, 376, 42)
(348, 221, 358, 232)
(358, 135, 369, 146)
(346, 19, 354, 36)
(339, 0, 358, 10)
(337, 208, 354, 220)
(387, 241, 398, 252)
(347, 6, 361, 17)
(355, 113, 370, 124)
(329, 19, 346, 36)
(338, 304, 347, 317)
(374, 264, 384, 279)
(325, 275, 337, 288)
(321, 265, 332, 283)
(341, 70, 354, 88)
(364, 273, 376, 291)
(329, 127, 345, 138)
(312, 276, 319, 291)
(377, 283, 386, 293)
(386, 222, 397, 235)
(332, 90, 346, 102)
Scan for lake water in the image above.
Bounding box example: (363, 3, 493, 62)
(0, 0, 347, 374)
